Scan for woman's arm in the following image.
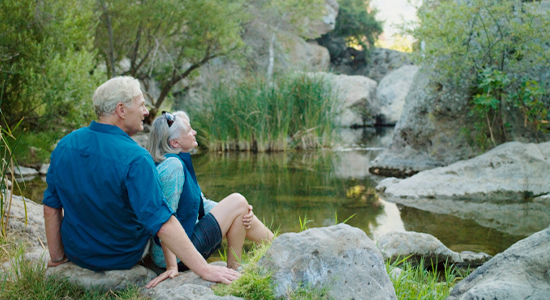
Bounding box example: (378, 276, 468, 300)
(146, 241, 179, 288)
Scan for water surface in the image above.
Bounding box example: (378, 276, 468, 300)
(15, 127, 543, 256)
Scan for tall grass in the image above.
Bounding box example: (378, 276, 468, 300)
(189, 73, 340, 152)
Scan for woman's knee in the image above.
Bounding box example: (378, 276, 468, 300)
(228, 193, 248, 211)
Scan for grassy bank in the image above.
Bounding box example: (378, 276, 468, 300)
(188, 73, 340, 152)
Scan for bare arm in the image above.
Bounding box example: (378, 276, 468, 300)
(44, 205, 68, 267)
(146, 241, 179, 288)
(156, 216, 239, 284)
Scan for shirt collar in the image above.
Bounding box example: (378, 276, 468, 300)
(89, 120, 131, 138)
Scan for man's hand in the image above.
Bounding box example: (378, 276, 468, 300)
(47, 255, 69, 268)
(199, 264, 240, 284)
(243, 205, 253, 229)
(146, 267, 179, 289)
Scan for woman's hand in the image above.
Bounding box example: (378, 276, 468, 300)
(243, 205, 254, 229)
(146, 267, 179, 289)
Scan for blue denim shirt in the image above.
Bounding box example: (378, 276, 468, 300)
(43, 121, 174, 271)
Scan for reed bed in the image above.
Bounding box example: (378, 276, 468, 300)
(189, 73, 339, 152)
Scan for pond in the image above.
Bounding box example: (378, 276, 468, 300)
(13, 127, 545, 256)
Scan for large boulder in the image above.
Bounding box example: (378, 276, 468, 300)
(376, 141, 550, 236)
(448, 226, 550, 300)
(257, 224, 397, 300)
(3, 193, 46, 251)
(376, 65, 419, 125)
(308, 72, 378, 127)
(300, 0, 339, 40)
(369, 69, 476, 177)
(45, 262, 157, 291)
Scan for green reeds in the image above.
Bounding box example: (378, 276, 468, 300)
(189, 73, 339, 152)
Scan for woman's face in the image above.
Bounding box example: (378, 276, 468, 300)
(174, 119, 198, 152)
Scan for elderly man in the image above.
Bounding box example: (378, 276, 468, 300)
(43, 76, 239, 284)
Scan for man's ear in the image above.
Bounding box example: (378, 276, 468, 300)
(115, 102, 126, 119)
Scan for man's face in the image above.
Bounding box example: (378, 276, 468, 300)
(124, 93, 149, 136)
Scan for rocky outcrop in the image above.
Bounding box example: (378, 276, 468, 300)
(300, 0, 339, 40)
(448, 226, 550, 300)
(258, 224, 397, 300)
(376, 65, 419, 125)
(369, 69, 476, 177)
(45, 262, 156, 291)
(376, 141, 550, 236)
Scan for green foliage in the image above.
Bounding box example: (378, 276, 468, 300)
(0, 242, 147, 299)
(509, 78, 549, 141)
(189, 73, 339, 152)
(386, 257, 470, 300)
(7, 130, 63, 165)
(94, 0, 248, 119)
(0, 0, 105, 131)
(402, 0, 550, 148)
(405, 0, 550, 86)
(332, 0, 383, 49)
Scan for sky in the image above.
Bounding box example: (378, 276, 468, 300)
(370, 0, 420, 41)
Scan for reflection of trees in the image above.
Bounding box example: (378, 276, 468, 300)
(398, 205, 526, 255)
(194, 151, 385, 235)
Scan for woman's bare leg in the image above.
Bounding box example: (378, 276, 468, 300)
(246, 216, 274, 243)
(209, 193, 249, 269)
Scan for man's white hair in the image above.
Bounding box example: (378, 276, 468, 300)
(92, 76, 142, 118)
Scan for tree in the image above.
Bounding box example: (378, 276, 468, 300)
(331, 0, 383, 50)
(0, 0, 104, 130)
(403, 0, 550, 146)
(94, 0, 248, 122)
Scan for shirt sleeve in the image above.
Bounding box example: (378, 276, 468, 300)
(126, 155, 174, 236)
(43, 155, 62, 209)
(157, 157, 185, 213)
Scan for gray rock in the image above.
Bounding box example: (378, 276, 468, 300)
(377, 141, 550, 201)
(45, 262, 157, 291)
(4, 193, 47, 250)
(448, 226, 550, 300)
(376, 141, 550, 236)
(142, 261, 244, 300)
(301, 0, 339, 39)
(147, 284, 243, 300)
(458, 251, 492, 267)
(376, 65, 419, 125)
(12, 166, 39, 176)
(258, 224, 397, 300)
(377, 231, 463, 264)
(39, 164, 50, 175)
(308, 72, 378, 127)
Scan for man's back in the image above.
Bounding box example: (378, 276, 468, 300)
(43, 121, 172, 271)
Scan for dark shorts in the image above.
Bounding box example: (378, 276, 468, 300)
(178, 212, 222, 271)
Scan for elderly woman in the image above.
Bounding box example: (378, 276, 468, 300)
(145, 110, 274, 288)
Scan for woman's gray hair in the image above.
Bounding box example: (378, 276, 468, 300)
(146, 111, 189, 163)
(92, 76, 142, 118)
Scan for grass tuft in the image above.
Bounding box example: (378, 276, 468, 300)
(386, 257, 470, 300)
